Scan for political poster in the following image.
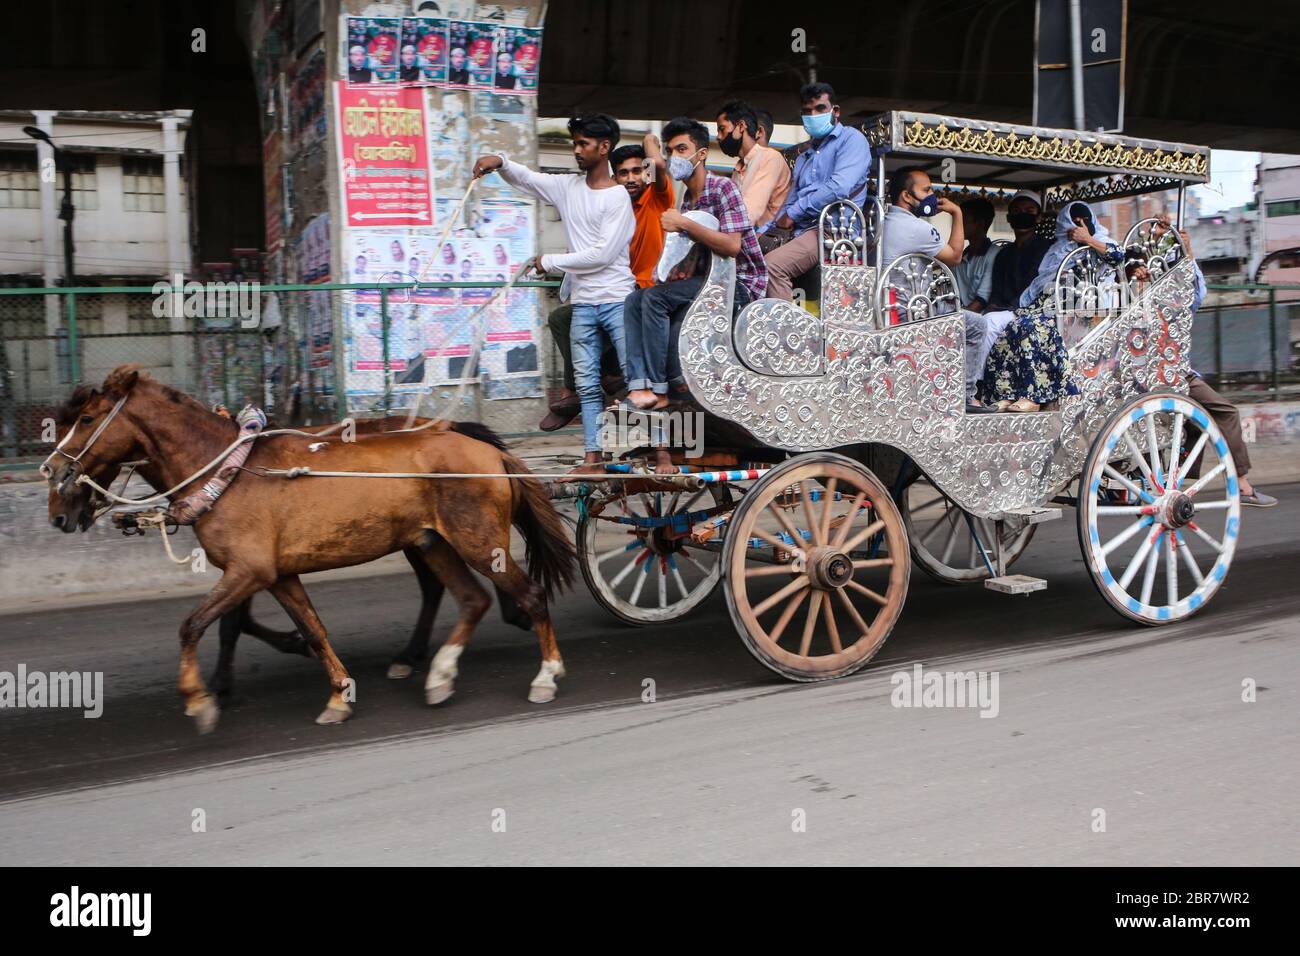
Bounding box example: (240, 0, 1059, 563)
(335, 83, 435, 227)
(345, 16, 401, 86)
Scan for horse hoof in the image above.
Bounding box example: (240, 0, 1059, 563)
(315, 704, 352, 726)
(527, 684, 556, 704)
(425, 682, 454, 706)
(186, 697, 221, 735)
(387, 662, 414, 680)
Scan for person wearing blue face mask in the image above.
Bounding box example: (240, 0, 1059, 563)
(764, 82, 872, 301)
(878, 166, 994, 414)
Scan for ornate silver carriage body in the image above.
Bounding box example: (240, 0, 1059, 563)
(678, 111, 1211, 518)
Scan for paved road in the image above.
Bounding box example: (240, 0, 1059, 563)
(2, 484, 1297, 864)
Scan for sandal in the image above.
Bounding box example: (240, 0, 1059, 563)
(1008, 398, 1041, 413)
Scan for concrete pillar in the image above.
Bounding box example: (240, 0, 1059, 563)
(161, 115, 190, 390)
(32, 111, 61, 390)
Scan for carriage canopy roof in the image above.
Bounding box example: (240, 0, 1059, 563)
(862, 111, 1211, 208)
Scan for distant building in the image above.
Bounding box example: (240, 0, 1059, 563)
(0, 110, 193, 395)
(1187, 204, 1255, 287)
(1256, 153, 1300, 295)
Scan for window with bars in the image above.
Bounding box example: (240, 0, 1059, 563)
(63, 153, 98, 210)
(123, 156, 165, 212)
(0, 150, 40, 208)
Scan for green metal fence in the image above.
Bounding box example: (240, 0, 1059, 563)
(1, 279, 1295, 464)
(0, 280, 564, 463)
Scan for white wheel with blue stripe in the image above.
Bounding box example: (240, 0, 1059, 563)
(577, 489, 725, 626)
(1078, 393, 1240, 625)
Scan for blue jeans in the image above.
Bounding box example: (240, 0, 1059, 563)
(570, 301, 627, 452)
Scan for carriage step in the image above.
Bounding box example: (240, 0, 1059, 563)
(984, 574, 1047, 595)
(999, 506, 1062, 525)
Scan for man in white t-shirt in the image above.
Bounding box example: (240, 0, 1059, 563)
(473, 113, 636, 470)
(880, 166, 998, 413)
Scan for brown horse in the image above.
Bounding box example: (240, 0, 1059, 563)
(45, 366, 574, 732)
(47, 409, 535, 695)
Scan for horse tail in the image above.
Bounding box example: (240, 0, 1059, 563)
(449, 420, 508, 451)
(501, 454, 575, 601)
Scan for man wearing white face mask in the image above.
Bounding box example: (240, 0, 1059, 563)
(764, 82, 872, 301)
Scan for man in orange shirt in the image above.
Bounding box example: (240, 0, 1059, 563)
(540, 134, 672, 430)
(717, 99, 790, 234)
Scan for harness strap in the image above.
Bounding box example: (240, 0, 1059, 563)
(168, 406, 267, 525)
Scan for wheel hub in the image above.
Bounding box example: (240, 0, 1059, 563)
(1158, 492, 1195, 529)
(807, 547, 853, 590)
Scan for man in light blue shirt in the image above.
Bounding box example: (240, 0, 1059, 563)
(765, 82, 872, 301)
(953, 197, 997, 311)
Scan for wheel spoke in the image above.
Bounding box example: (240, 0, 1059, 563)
(1119, 525, 1160, 590)
(1191, 498, 1234, 510)
(629, 562, 650, 604)
(1187, 522, 1224, 553)
(818, 478, 839, 543)
(919, 507, 951, 545)
(1186, 461, 1227, 497)
(1096, 505, 1150, 515)
(1176, 531, 1205, 584)
(596, 541, 637, 566)
(746, 563, 801, 578)
(823, 597, 842, 652)
(770, 588, 810, 644)
(834, 586, 871, 640)
(657, 561, 667, 608)
(799, 591, 824, 655)
(852, 558, 893, 569)
(1167, 412, 1185, 486)
(940, 507, 961, 565)
(769, 500, 807, 550)
(752, 575, 810, 617)
(1165, 532, 1178, 603)
(800, 480, 823, 546)
(1101, 516, 1151, 557)
(845, 577, 889, 606)
(678, 548, 711, 576)
(670, 563, 689, 600)
(1123, 431, 1162, 493)
(1139, 530, 1162, 606)
(609, 549, 645, 588)
(831, 491, 867, 548)
(1176, 431, 1210, 489)
(1103, 464, 1153, 503)
(1144, 413, 1163, 486)
(842, 518, 886, 554)
(752, 525, 798, 553)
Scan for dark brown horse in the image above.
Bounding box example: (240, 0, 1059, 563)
(48, 408, 533, 695)
(45, 366, 574, 732)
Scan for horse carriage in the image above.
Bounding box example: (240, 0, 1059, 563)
(575, 110, 1239, 682)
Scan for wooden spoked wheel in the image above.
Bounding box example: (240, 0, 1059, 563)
(578, 487, 727, 625)
(722, 454, 910, 681)
(1078, 393, 1240, 625)
(902, 474, 1036, 584)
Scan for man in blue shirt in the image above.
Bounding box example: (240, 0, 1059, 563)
(765, 82, 872, 301)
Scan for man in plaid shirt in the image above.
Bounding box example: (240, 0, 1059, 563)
(622, 116, 766, 410)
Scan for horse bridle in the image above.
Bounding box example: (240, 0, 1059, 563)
(40, 392, 131, 495)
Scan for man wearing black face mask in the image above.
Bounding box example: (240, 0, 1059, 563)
(880, 166, 994, 413)
(717, 99, 790, 235)
(987, 190, 1052, 311)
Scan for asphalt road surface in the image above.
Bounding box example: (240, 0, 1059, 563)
(2, 483, 1297, 865)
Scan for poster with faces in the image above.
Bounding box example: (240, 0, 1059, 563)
(345, 17, 401, 86)
(494, 26, 541, 94)
(464, 22, 497, 90)
(445, 21, 473, 89)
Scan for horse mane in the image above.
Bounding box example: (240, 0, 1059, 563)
(450, 420, 508, 451)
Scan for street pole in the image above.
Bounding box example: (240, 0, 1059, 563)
(23, 125, 78, 382)
(1068, 0, 1086, 130)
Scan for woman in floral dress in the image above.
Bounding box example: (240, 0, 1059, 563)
(983, 201, 1125, 411)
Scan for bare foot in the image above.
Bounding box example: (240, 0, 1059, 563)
(651, 448, 679, 476)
